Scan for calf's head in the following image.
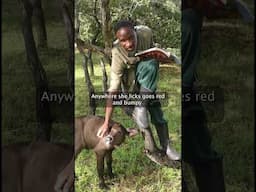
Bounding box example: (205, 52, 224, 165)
(100, 123, 138, 150)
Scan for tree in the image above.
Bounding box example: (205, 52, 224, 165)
(75, 0, 181, 112)
(18, 0, 76, 140)
(77, 0, 180, 49)
(19, 0, 51, 141)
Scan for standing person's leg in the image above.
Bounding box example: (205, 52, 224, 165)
(132, 59, 166, 165)
(148, 100, 180, 161)
(134, 58, 180, 164)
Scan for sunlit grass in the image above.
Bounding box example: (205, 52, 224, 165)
(75, 51, 181, 191)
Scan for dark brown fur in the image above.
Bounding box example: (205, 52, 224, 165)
(2, 142, 73, 192)
(55, 115, 136, 191)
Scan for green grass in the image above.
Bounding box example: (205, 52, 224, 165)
(2, 1, 73, 144)
(193, 17, 254, 192)
(75, 52, 181, 191)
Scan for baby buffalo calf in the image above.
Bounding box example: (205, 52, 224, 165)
(55, 115, 137, 191)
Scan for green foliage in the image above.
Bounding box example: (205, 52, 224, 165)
(75, 0, 104, 45)
(111, 0, 181, 48)
(77, 0, 181, 48)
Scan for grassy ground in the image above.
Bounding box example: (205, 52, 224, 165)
(2, 1, 73, 144)
(184, 8, 254, 192)
(200, 20, 254, 191)
(75, 52, 182, 191)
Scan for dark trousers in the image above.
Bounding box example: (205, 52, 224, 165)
(136, 58, 168, 126)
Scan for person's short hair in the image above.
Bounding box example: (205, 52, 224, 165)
(113, 20, 135, 34)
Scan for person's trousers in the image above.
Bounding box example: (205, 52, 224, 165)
(135, 59, 168, 126)
(182, 9, 203, 88)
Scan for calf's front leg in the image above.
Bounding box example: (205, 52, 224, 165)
(105, 150, 115, 179)
(96, 151, 108, 189)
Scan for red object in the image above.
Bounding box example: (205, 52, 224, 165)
(139, 51, 173, 63)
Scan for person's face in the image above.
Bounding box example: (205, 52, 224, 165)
(116, 27, 136, 51)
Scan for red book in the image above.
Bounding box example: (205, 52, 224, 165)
(135, 47, 181, 64)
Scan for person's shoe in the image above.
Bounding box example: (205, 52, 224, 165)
(166, 144, 181, 161)
(144, 149, 181, 168)
(154, 123, 181, 161)
(144, 149, 167, 166)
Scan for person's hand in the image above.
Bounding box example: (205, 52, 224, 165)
(127, 56, 140, 65)
(97, 122, 110, 138)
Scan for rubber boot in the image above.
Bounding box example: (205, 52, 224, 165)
(155, 123, 181, 161)
(132, 87, 168, 166)
(133, 107, 168, 165)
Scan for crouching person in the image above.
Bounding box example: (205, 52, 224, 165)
(97, 20, 180, 165)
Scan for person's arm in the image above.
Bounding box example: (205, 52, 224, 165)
(97, 92, 115, 138)
(97, 47, 124, 138)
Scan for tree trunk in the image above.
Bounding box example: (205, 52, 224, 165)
(82, 54, 96, 115)
(32, 0, 48, 49)
(100, 0, 112, 57)
(20, 0, 52, 141)
(100, 58, 108, 93)
(87, 51, 95, 77)
(60, 0, 74, 89)
(74, 1, 80, 40)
